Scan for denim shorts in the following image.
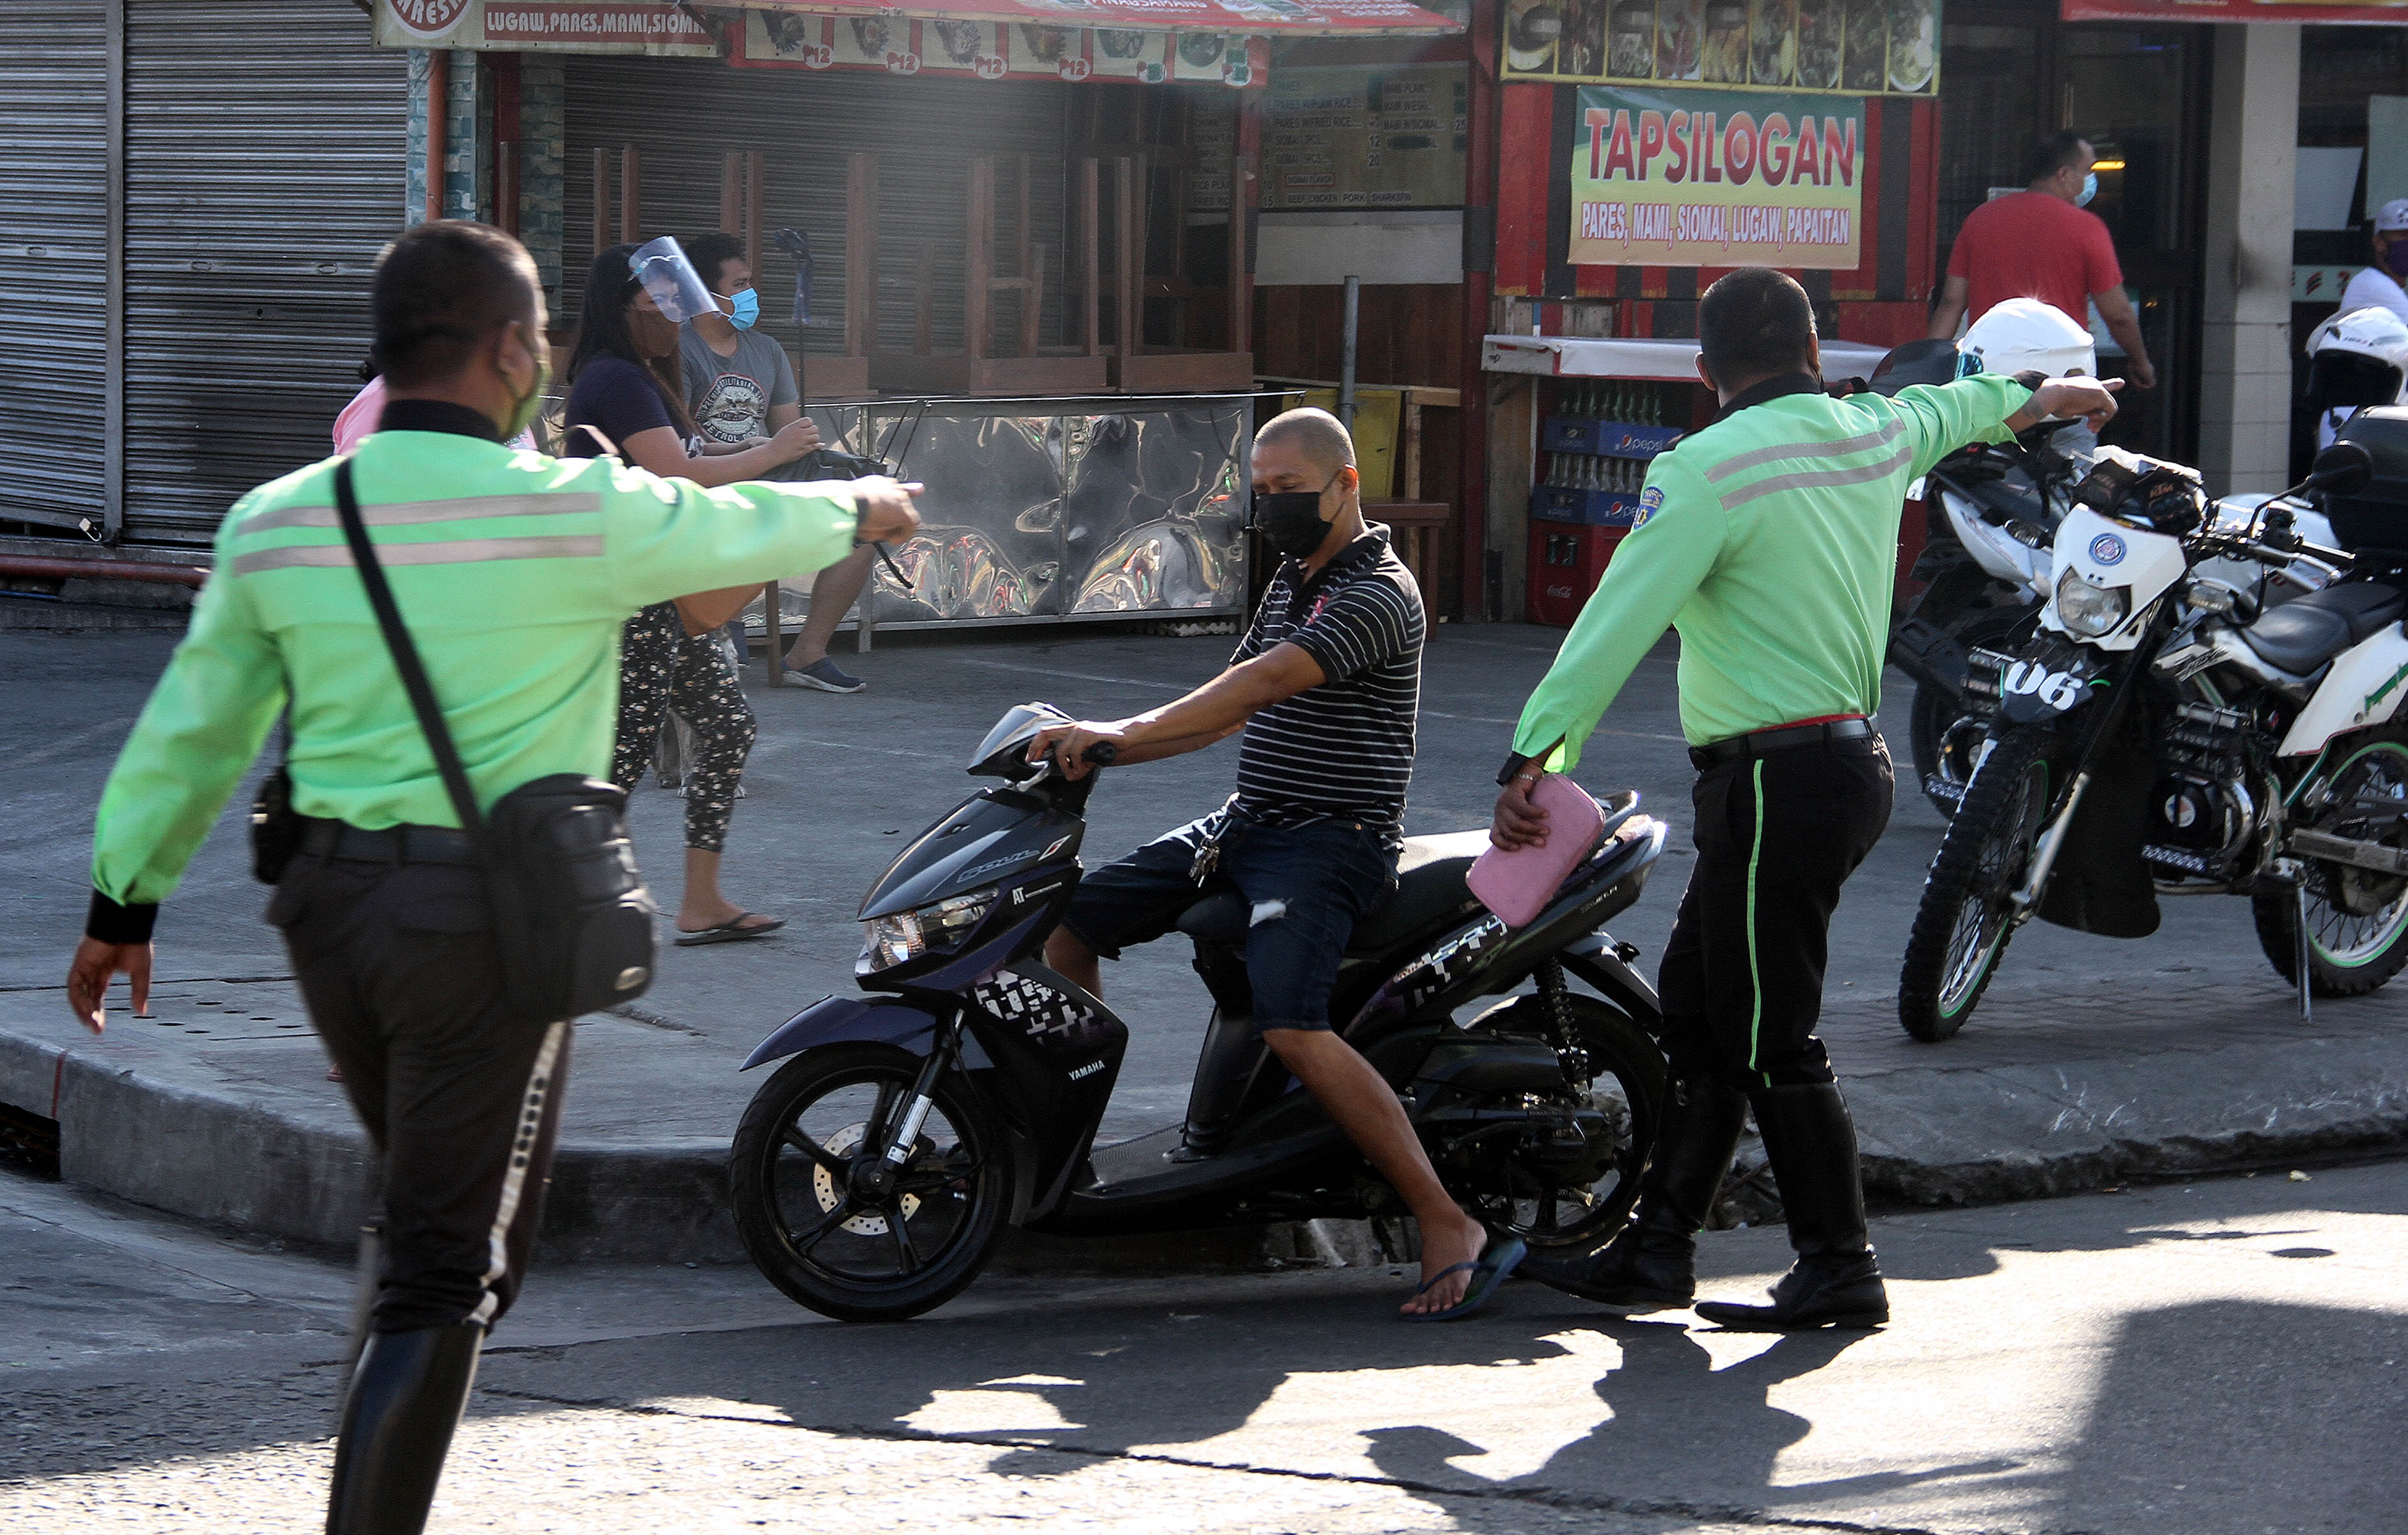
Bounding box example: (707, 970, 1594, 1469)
(1061, 813, 1398, 1034)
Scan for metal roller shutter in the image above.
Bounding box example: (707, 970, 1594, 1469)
(0, 4, 108, 533)
(561, 57, 1069, 359)
(120, 0, 406, 544)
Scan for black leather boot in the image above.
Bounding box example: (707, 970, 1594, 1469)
(325, 1321, 485, 1535)
(1693, 1083, 1889, 1331)
(1524, 1076, 1747, 1309)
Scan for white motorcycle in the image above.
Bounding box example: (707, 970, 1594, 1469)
(1898, 418, 2408, 1041)
(1887, 311, 2337, 818)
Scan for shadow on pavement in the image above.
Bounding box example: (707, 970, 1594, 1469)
(2044, 1298, 2408, 1531)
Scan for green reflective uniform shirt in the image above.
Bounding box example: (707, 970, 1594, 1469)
(90, 421, 861, 917)
(1512, 372, 2037, 769)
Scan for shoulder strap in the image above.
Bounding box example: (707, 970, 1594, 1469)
(331, 457, 489, 844)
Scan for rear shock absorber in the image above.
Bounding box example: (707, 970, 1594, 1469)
(1535, 959, 1589, 1080)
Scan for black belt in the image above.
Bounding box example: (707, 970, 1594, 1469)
(1690, 716, 1875, 769)
(301, 816, 480, 866)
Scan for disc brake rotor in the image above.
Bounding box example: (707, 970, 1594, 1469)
(810, 1122, 919, 1236)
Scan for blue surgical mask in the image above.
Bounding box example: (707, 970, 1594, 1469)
(2075, 171, 2099, 209)
(719, 287, 761, 331)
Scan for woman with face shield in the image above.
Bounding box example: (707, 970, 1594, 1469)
(566, 239, 818, 947)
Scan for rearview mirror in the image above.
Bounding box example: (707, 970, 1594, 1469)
(2308, 441, 2375, 498)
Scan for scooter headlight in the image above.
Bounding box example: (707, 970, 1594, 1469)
(862, 911, 923, 971)
(2053, 568, 2130, 637)
(861, 887, 997, 971)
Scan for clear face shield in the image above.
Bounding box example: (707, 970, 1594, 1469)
(628, 236, 716, 323)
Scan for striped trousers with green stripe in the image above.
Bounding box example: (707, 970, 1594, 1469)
(1654, 736, 1893, 1090)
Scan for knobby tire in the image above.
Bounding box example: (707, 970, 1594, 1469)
(1898, 726, 2054, 1042)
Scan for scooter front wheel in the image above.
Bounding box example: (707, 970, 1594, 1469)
(729, 1042, 1012, 1322)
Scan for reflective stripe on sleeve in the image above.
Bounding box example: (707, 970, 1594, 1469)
(228, 534, 606, 576)
(1717, 443, 1914, 512)
(238, 491, 602, 535)
(1701, 418, 1904, 484)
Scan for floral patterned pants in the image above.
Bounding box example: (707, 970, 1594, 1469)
(611, 601, 756, 853)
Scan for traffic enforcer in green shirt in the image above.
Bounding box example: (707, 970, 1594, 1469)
(91, 421, 861, 920)
(1513, 372, 2037, 768)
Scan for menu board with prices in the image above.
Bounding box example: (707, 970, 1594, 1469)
(1263, 64, 1471, 209)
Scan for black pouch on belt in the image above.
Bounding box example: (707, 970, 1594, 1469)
(249, 728, 304, 885)
(332, 458, 659, 1021)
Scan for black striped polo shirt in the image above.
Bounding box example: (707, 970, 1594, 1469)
(1231, 526, 1425, 841)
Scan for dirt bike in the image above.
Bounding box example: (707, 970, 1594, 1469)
(1898, 422, 2408, 1041)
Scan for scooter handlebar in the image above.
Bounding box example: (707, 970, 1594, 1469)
(1040, 739, 1120, 769)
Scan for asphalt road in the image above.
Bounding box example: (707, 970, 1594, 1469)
(4, 1156, 2399, 1533)
(0, 620, 2311, 1147)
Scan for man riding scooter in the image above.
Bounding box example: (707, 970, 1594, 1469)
(1026, 407, 1523, 1321)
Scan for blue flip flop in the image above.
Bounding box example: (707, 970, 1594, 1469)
(1404, 1234, 1528, 1323)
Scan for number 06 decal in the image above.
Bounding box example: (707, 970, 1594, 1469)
(2001, 660, 2084, 714)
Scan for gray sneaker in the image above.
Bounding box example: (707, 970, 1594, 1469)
(785, 657, 866, 693)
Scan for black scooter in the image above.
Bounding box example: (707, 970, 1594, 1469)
(727, 704, 1672, 1321)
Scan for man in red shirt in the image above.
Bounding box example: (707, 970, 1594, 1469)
(1927, 130, 2157, 390)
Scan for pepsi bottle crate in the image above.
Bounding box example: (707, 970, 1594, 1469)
(1541, 417, 1685, 459)
(1531, 487, 1644, 526)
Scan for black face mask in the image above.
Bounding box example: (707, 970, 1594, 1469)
(1251, 475, 1338, 558)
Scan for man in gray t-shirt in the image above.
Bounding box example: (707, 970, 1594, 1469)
(682, 231, 876, 693)
(680, 323, 799, 446)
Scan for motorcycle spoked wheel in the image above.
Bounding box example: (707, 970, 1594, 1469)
(2255, 728, 2408, 996)
(729, 1043, 1011, 1322)
(1442, 994, 1665, 1251)
(1898, 725, 2054, 1042)
(1909, 607, 2038, 820)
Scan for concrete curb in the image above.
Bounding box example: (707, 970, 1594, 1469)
(6, 977, 2407, 1270)
(0, 1003, 1373, 1273)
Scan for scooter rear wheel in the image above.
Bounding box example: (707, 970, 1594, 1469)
(1451, 993, 1664, 1252)
(730, 1043, 1012, 1322)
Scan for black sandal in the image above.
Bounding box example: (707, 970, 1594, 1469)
(673, 913, 786, 947)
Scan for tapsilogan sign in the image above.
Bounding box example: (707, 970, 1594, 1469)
(1567, 84, 1863, 268)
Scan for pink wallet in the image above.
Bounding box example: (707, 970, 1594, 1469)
(1467, 774, 1606, 929)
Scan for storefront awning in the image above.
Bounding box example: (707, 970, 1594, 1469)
(373, 0, 1460, 62)
(742, 0, 1466, 38)
(1483, 334, 1893, 382)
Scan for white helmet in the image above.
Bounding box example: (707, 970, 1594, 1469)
(2306, 306, 2408, 409)
(1960, 297, 2097, 380)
